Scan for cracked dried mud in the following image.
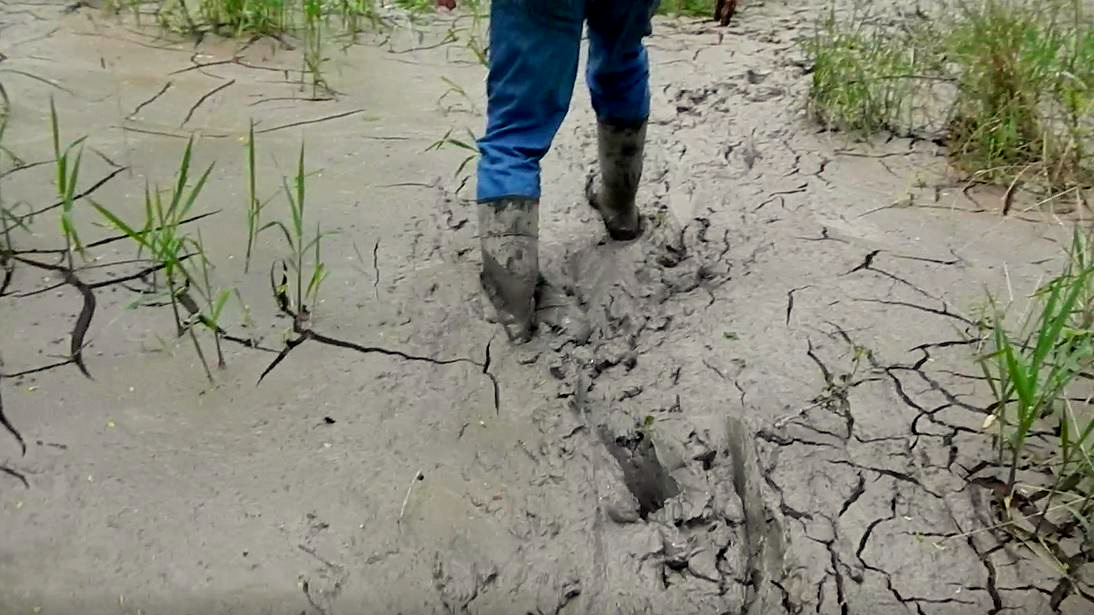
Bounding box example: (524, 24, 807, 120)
(2, 1, 1093, 614)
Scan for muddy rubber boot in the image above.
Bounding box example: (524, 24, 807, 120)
(586, 119, 647, 241)
(478, 198, 539, 343)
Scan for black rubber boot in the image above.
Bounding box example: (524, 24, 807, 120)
(586, 119, 647, 241)
(478, 197, 539, 343)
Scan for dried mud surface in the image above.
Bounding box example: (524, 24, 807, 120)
(2, 1, 1093, 614)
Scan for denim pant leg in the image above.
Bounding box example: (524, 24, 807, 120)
(475, 1, 585, 203)
(584, 0, 659, 127)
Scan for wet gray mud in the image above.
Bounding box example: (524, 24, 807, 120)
(2, 1, 1093, 614)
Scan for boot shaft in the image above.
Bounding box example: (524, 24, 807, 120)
(477, 198, 539, 343)
(597, 120, 647, 203)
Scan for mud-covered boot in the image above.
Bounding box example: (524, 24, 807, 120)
(478, 198, 539, 343)
(586, 119, 647, 241)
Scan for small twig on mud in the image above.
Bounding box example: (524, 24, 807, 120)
(772, 400, 824, 429)
(398, 469, 424, 529)
(298, 544, 339, 570)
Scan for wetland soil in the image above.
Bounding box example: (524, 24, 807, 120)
(1, 1, 1092, 614)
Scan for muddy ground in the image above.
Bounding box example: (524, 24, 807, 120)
(2, 1, 1093, 614)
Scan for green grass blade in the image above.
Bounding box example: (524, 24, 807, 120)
(180, 162, 215, 219)
(89, 199, 147, 248)
(169, 136, 194, 218)
(259, 219, 295, 251)
(211, 288, 231, 323)
(294, 142, 306, 240)
(49, 96, 63, 195)
(62, 144, 85, 253)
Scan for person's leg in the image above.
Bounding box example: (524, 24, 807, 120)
(583, 0, 659, 241)
(475, 0, 584, 343)
(476, 1, 585, 204)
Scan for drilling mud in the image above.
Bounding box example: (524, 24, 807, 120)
(2, 1, 1093, 614)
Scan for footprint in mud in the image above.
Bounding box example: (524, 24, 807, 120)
(297, 544, 347, 615)
(567, 204, 712, 312)
(471, 273, 594, 346)
(598, 425, 682, 520)
(432, 548, 498, 613)
(534, 275, 593, 345)
(534, 206, 697, 348)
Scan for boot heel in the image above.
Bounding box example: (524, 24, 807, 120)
(587, 119, 647, 241)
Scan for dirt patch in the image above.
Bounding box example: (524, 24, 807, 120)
(1, 2, 1092, 614)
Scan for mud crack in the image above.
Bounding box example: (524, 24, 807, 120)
(0, 463, 28, 488)
(258, 327, 499, 411)
(842, 250, 938, 300)
(838, 473, 866, 517)
(258, 279, 501, 414)
(180, 78, 234, 127)
(0, 360, 25, 455)
(785, 285, 810, 325)
(127, 81, 171, 118)
(4, 166, 128, 232)
(851, 297, 974, 326)
(254, 109, 364, 135)
(11, 255, 96, 378)
(849, 491, 978, 610)
(756, 427, 840, 451)
(828, 459, 943, 499)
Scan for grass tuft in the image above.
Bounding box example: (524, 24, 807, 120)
(137, 0, 426, 37)
(803, 6, 946, 137)
(974, 226, 1094, 585)
(261, 140, 331, 328)
(656, 0, 716, 17)
(946, 0, 1094, 188)
(90, 136, 224, 379)
(804, 0, 1094, 192)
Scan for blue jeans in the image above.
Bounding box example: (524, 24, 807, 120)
(475, 0, 659, 203)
